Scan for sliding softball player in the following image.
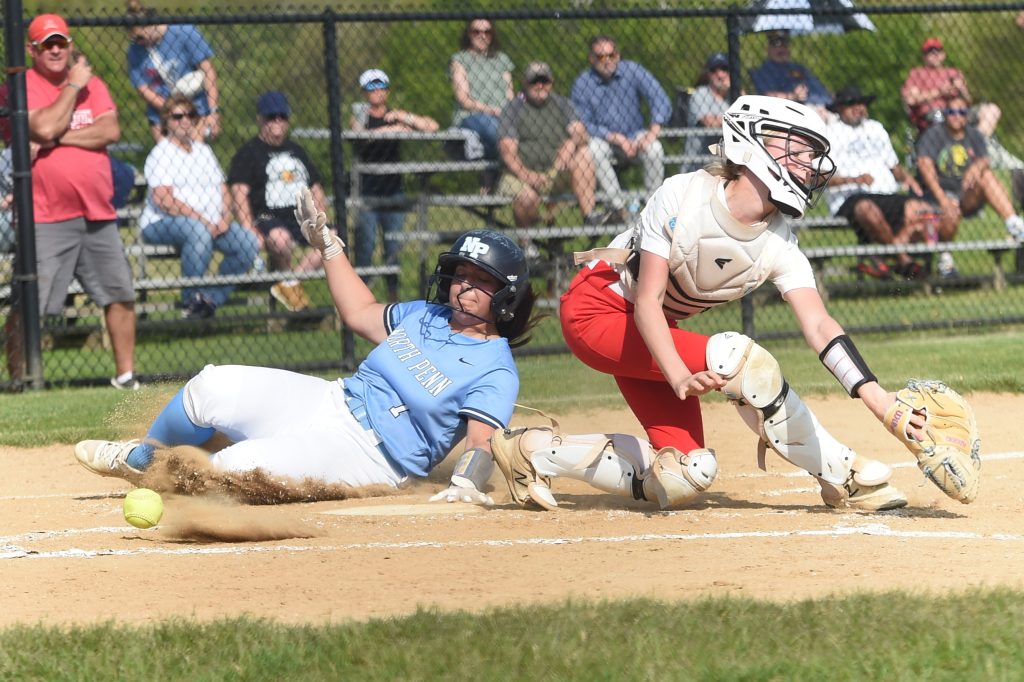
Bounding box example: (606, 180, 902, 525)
(75, 190, 540, 500)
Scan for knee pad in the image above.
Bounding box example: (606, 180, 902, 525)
(707, 332, 863, 487)
(643, 447, 718, 509)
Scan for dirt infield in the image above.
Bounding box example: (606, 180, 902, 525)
(2, 393, 1021, 626)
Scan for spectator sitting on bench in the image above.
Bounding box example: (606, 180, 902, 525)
(229, 91, 328, 312)
(749, 30, 831, 118)
(497, 61, 602, 231)
(824, 85, 932, 280)
(570, 34, 671, 216)
(683, 51, 736, 173)
(0, 146, 16, 254)
(916, 95, 1024, 274)
(449, 17, 513, 170)
(124, 0, 220, 142)
(350, 69, 439, 302)
(141, 95, 259, 319)
(901, 37, 1021, 171)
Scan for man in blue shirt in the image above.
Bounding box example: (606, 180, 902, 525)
(571, 35, 671, 214)
(749, 30, 831, 116)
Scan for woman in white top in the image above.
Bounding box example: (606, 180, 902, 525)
(140, 94, 258, 318)
(492, 96, 951, 514)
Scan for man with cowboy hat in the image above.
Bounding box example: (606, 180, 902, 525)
(824, 85, 933, 280)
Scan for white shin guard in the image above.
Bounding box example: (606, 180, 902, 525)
(523, 430, 717, 508)
(707, 331, 892, 489)
(526, 430, 651, 500)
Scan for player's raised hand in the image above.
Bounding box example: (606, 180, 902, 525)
(294, 187, 344, 260)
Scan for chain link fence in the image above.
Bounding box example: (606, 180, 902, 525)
(3, 2, 1024, 388)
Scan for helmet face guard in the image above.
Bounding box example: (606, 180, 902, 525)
(722, 95, 836, 218)
(427, 230, 529, 322)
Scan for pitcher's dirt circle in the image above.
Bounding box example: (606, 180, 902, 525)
(2, 394, 1020, 626)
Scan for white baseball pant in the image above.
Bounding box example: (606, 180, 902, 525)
(184, 364, 406, 487)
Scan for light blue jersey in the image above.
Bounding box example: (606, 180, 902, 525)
(342, 301, 518, 477)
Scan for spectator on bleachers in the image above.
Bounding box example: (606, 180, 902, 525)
(0, 143, 43, 253)
(497, 62, 601, 230)
(449, 17, 513, 167)
(350, 69, 439, 302)
(570, 35, 671, 216)
(901, 37, 1021, 172)
(824, 85, 933, 280)
(683, 52, 734, 173)
(749, 30, 831, 114)
(229, 91, 327, 313)
(125, 0, 220, 142)
(0, 148, 14, 253)
(5, 13, 139, 390)
(901, 38, 996, 136)
(141, 95, 258, 319)
(916, 94, 1024, 274)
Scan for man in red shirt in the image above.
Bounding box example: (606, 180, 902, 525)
(7, 14, 139, 389)
(901, 37, 1000, 139)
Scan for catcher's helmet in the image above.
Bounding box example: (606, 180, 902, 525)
(428, 230, 529, 322)
(721, 95, 836, 218)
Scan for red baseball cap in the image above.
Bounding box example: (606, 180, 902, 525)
(921, 37, 944, 52)
(28, 14, 71, 44)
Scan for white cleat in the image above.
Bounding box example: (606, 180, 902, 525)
(74, 439, 144, 481)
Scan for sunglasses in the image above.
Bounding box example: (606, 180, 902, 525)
(924, 47, 944, 54)
(769, 38, 789, 47)
(263, 113, 289, 122)
(169, 111, 199, 121)
(528, 76, 552, 85)
(592, 51, 618, 62)
(945, 107, 969, 116)
(470, 28, 493, 36)
(35, 37, 70, 50)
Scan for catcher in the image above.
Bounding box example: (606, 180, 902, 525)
(480, 96, 981, 513)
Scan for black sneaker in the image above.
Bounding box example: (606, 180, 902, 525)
(183, 293, 217, 319)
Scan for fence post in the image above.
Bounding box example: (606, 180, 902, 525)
(726, 12, 742, 104)
(321, 10, 356, 370)
(725, 11, 756, 337)
(4, 0, 45, 389)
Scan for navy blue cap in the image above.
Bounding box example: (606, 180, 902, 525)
(705, 52, 729, 71)
(256, 91, 290, 117)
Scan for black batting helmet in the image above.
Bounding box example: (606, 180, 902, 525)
(428, 230, 529, 321)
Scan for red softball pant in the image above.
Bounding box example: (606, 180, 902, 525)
(559, 262, 710, 453)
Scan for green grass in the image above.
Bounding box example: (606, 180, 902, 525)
(2, 332, 1022, 676)
(3, 592, 1024, 679)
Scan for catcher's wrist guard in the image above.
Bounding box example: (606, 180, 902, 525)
(819, 334, 877, 398)
(883, 379, 981, 504)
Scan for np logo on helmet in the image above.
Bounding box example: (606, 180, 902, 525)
(459, 236, 491, 259)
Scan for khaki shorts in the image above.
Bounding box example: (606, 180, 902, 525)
(497, 169, 573, 199)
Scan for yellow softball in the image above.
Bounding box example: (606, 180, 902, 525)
(123, 488, 163, 529)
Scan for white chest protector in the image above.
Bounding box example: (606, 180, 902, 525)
(655, 173, 795, 318)
(576, 172, 799, 319)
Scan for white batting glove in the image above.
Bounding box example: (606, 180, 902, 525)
(294, 187, 344, 261)
(428, 477, 495, 506)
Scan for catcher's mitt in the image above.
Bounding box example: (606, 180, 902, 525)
(883, 379, 981, 504)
